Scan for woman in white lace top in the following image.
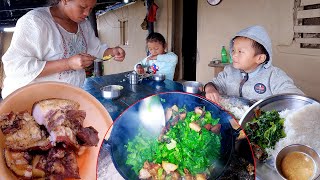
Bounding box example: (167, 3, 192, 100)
(1, 0, 125, 98)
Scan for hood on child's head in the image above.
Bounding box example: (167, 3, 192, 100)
(229, 25, 272, 69)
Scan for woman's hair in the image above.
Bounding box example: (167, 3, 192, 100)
(48, 0, 60, 6)
(146, 32, 166, 47)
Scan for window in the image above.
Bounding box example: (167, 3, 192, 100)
(120, 20, 128, 46)
(293, 0, 320, 49)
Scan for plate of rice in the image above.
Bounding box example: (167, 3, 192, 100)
(239, 93, 320, 180)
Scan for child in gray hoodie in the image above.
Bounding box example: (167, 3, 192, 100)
(204, 25, 304, 102)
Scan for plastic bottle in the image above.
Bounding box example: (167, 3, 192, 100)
(221, 46, 229, 64)
(228, 53, 233, 63)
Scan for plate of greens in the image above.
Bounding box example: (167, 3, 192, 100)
(108, 92, 241, 179)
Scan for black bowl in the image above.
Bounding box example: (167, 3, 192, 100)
(109, 92, 238, 179)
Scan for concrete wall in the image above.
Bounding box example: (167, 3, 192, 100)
(197, 0, 320, 100)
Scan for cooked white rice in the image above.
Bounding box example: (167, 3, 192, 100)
(219, 98, 250, 120)
(268, 103, 320, 161)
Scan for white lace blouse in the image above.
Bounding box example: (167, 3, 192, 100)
(1, 7, 108, 98)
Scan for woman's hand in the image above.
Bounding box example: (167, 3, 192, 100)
(67, 53, 95, 70)
(112, 47, 126, 61)
(204, 83, 221, 103)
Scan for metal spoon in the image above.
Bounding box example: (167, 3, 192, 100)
(96, 55, 113, 61)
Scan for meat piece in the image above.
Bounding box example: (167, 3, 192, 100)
(0, 112, 20, 135)
(254, 107, 261, 118)
(4, 148, 33, 178)
(32, 155, 46, 178)
(179, 111, 187, 120)
(162, 161, 178, 174)
(246, 163, 255, 176)
(32, 98, 80, 126)
(195, 174, 206, 180)
(194, 107, 203, 115)
(204, 124, 213, 131)
(65, 110, 86, 132)
(251, 143, 267, 161)
(0, 111, 51, 151)
(139, 168, 151, 179)
(169, 171, 181, 180)
(184, 169, 193, 180)
(194, 107, 206, 119)
(189, 122, 201, 132)
(46, 147, 80, 179)
(210, 124, 221, 134)
(76, 126, 99, 146)
(50, 125, 80, 149)
(32, 98, 98, 149)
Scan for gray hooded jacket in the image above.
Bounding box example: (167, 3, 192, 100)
(211, 25, 304, 101)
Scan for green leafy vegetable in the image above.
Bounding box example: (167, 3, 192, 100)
(245, 110, 286, 150)
(125, 107, 221, 176)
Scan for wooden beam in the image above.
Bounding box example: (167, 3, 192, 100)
(297, 9, 320, 19)
(300, 0, 320, 6)
(294, 25, 320, 33)
(278, 45, 320, 56)
(295, 38, 320, 44)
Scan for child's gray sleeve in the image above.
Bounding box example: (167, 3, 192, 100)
(270, 68, 304, 95)
(211, 69, 229, 94)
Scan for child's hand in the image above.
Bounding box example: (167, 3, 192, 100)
(136, 64, 145, 74)
(204, 83, 221, 103)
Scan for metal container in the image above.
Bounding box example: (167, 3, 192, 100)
(152, 73, 165, 82)
(126, 71, 142, 85)
(239, 94, 320, 180)
(182, 81, 203, 94)
(275, 144, 320, 180)
(101, 85, 123, 99)
(94, 59, 103, 77)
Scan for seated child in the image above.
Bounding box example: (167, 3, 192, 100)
(204, 25, 304, 102)
(134, 32, 178, 80)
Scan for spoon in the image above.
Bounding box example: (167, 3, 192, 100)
(96, 55, 113, 61)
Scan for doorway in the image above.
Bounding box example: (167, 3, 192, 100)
(182, 0, 198, 81)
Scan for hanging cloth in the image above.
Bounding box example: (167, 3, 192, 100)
(147, 2, 158, 22)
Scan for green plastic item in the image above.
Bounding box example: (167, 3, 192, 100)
(221, 46, 229, 63)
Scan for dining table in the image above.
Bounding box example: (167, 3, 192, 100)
(82, 71, 254, 180)
(82, 71, 184, 121)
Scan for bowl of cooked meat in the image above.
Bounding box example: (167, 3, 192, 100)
(107, 92, 254, 179)
(0, 82, 112, 180)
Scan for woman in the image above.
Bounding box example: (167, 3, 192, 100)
(1, 0, 125, 98)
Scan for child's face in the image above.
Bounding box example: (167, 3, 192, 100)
(147, 41, 165, 56)
(231, 37, 265, 72)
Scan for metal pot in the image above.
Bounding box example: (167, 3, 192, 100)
(182, 81, 203, 94)
(152, 74, 166, 82)
(101, 85, 123, 99)
(126, 71, 142, 85)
